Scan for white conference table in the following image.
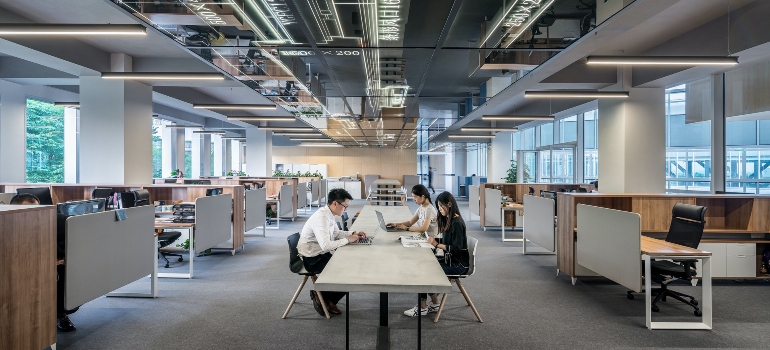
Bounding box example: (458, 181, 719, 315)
(314, 205, 451, 350)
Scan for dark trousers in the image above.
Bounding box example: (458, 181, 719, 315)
(419, 256, 467, 300)
(57, 264, 79, 318)
(303, 252, 346, 305)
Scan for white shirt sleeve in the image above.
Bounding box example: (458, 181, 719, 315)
(313, 214, 349, 252)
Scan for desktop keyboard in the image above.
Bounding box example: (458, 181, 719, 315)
(172, 217, 195, 223)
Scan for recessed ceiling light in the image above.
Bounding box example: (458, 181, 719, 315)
(101, 72, 224, 80)
(0, 24, 147, 35)
(524, 91, 629, 98)
(586, 55, 738, 65)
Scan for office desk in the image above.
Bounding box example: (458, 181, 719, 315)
(501, 203, 524, 242)
(641, 236, 712, 330)
(314, 205, 452, 349)
(154, 221, 195, 279)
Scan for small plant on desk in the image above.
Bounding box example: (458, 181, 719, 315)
(176, 238, 191, 250)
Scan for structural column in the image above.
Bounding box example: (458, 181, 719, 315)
(191, 132, 202, 178)
(213, 135, 224, 176)
(598, 86, 666, 193)
(246, 128, 272, 176)
(711, 73, 726, 193)
(63, 107, 79, 183)
(201, 133, 211, 177)
(79, 76, 153, 184)
(224, 139, 232, 175)
(0, 81, 27, 182)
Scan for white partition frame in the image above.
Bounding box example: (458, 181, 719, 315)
(297, 182, 308, 214)
(65, 206, 157, 309)
(278, 184, 294, 221)
(246, 188, 267, 237)
(483, 188, 502, 230)
(522, 195, 556, 255)
(468, 185, 480, 221)
(265, 199, 280, 230)
(576, 204, 641, 292)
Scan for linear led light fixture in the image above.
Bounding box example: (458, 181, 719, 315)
(163, 125, 201, 129)
(461, 127, 519, 132)
(0, 24, 147, 35)
(54, 102, 79, 107)
(192, 130, 226, 134)
(300, 142, 342, 147)
(221, 137, 246, 140)
(227, 116, 295, 121)
(275, 133, 322, 137)
(482, 115, 554, 121)
(448, 135, 496, 139)
(259, 127, 313, 131)
(586, 55, 739, 66)
(525, 91, 629, 98)
(194, 104, 276, 110)
(291, 138, 331, 142)
(101, 72, 224, 80)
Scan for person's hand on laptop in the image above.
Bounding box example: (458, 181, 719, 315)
(347, 233, 360, 243)
(395, 224, 408, 230)
(354, 231, 367, 239)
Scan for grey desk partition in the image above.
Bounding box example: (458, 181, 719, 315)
(484, 188, 502, 227)
(297, 182, 307, 210)
(319, 179, 328, 204)
(469, 185, 480, 219)
(65, 205, 155, 309)
(245, 188, 266, 236)
(576, 204, 642, 292)
(402, 175, 419, 195)
(309, 181, 319, 206)
(364, 174, 380, 195)
(523, 195, 556, 252)
(195, 194, 232, 252)
(279, 184, 293, 218)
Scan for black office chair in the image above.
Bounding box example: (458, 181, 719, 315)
(628, 203, 707, 316)
(528, 186, 535, 195)
(157, 231, 183, 268)
(577, 187, 588, 193)
(282, 233, 330, 319)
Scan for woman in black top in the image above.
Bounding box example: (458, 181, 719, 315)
(404, 191, 469, 317)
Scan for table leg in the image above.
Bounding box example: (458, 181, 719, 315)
(377, 292, 390, 350)
(417, 294, 422, 350)
(644, 254, 652, 329)
(346, 292, 349, 350)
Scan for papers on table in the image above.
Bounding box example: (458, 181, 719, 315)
(400, 235, 433, 248)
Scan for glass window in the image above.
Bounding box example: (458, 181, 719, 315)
(26, 99, 65, 183)
(152, 121, 162, 178)
(559, 115, 577, 143)
(584, 110, 598, 181)
(522, 128, 535, 150)
(726, 120, 757, 146)
(665, 84, 711, 192)
(184, 140, 192, 178)
(539, 123, 553, 147)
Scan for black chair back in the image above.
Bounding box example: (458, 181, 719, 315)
(528, 186, 535, 195)
(17, 187, 53, 205)
(577, 187, 588, 193)
(158, 231, 182, 248)
(666, 203, 707, 249)
(287, 233, 304, 273)
(341, 212, 349, 231)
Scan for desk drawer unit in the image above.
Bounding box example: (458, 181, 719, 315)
(696, 243, 756, 278)
(696, 243, 726, 278)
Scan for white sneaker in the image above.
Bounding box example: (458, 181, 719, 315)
(427, 301, 440, 313)
(403, 305, 428, 317)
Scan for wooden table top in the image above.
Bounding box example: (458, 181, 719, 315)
(641, 236, 711, 257)
(502, 203, 524, 210)
(154, 221, 194, 228)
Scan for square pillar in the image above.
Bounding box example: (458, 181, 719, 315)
(0, 81, 27, 182)
(246, 128, 272, 176)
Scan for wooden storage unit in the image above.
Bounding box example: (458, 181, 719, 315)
(479, 182, 594, 228)
(369, 179, 405, 206)
(0, 205, 57, 350)
(557, 193, 770, 281)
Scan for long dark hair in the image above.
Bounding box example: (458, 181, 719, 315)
(436, 191, 462, 232)
(411, 184, 432, 205)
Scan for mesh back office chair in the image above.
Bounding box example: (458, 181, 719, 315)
(627, 203, 707, 316)
(434, 236, 483, 323)
(157, 231, 183, 268)
(282, 233, 330, 319)
(577, 187, 588, 193)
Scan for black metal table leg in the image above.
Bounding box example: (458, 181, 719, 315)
(417, 294, 422, 350)
(346, 292, 349, 350)
(376, 292, 389, 350)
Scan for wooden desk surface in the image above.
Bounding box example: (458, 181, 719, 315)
(641, 236, 711, 257)
(154, 221, 195, 228)
(503, 203, 524, 210)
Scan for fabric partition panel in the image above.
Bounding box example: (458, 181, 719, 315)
(245, 188, 266, 232)
(310, 181, 319, 203)
(364, 174, 380, 194)
(65, 205, 155, 309)
(576, 204, 642, 293)
(319, 179, 327, 203)
(297, 182, 307, 208)
(523, 195, 556, 252)
(279, 184, 293, 217)
(484, 188, 502, 226)
(469, 185, 480, 216)
(194, 194, 233, 252)
(402, 175, 419, 193)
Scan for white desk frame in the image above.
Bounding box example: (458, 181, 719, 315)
(156, 224, 195, 279)
(501, 206, 523, 242)
(265, 199, 280, 230)
(643, 254, 713, 330)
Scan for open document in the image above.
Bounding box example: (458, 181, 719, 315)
(400, 235, 433, 248)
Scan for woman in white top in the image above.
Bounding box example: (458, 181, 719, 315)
(387, 184, 437, 237)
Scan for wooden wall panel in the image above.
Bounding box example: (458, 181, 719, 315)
(273, 147, 417, 180)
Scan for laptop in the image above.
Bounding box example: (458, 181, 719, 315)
(0, 193, 15, 204)
(375, 210, 400, 232)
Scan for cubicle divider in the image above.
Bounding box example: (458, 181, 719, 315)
(402, 175, 419, 198)
(319, 179, 327, 205)
(246, 188, 266, 237)
(522, 195, 557, 255)
(279, 184, 295, 220)
(576, 204, 642, 292)
(478, 182, 594, 228)
(297, 182, 308, 214)
(469, 185, 480, 221)
(65, 205, 157, 310)
(195, 194, 233, 253)
(309, 180, 319, 207)
(483, 188, 502, 229)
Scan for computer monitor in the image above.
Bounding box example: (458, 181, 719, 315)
(57, 199, 106, 216)
(17, 187, 53, 205)
(164, 178, 178, 184)
(92, 188, 113, 199)
(244, 184, 252, 190)
(206, 188, 224, 196)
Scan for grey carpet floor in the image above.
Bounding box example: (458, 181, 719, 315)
(53, 196, 770, 349)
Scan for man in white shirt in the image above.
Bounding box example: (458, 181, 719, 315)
(298, 188, 365, 316)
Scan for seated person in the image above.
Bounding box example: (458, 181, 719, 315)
(404, 191, 469, 317)
(297, 188, 365, 316)
(388, 184, 438, 237)
(9, 193, 40, 205)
